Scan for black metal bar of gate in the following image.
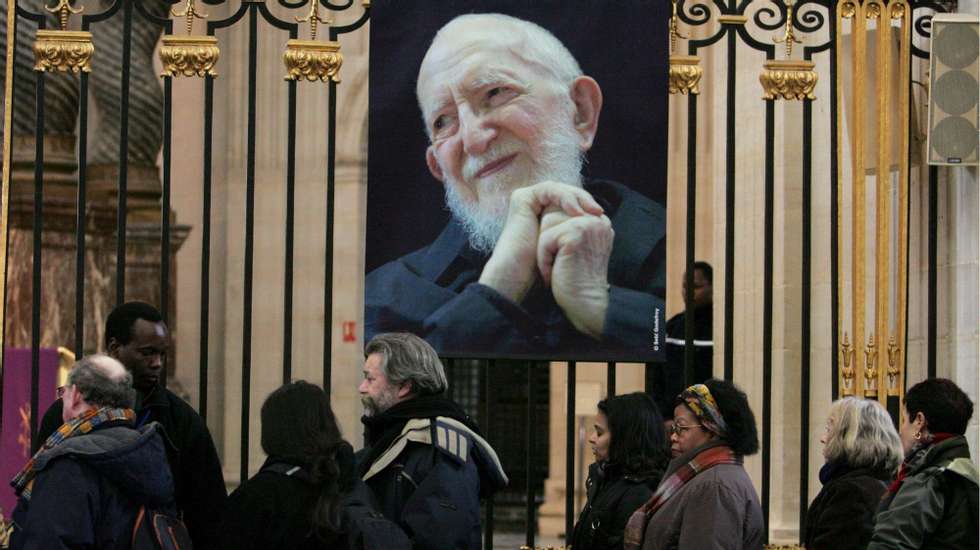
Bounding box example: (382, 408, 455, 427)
(29, 15, 45, 449)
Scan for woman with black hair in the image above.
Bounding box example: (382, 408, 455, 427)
(570, 392, 669, 550)
(625, 379, 764, 550)
(869, 378, 978, 550)
(220, 381, 407, 549)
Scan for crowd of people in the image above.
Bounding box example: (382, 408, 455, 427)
(6, 300, 977, 550)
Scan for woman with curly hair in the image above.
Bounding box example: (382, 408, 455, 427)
(869, 378, 978, 549)
(626, 379, 763, 550)
(570, 392, 669, 550)
(804, 397, 903, 549)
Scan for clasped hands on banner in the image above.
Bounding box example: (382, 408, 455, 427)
(478, 180, 614, 340)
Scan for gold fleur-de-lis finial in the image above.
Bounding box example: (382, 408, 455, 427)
(297, 0, 332, 41)
(773, 0, 803, 58)
(44, 0, 83, 31)
(171, 0, 209, 36)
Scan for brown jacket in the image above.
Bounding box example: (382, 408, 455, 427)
(641, 450, 763, 550)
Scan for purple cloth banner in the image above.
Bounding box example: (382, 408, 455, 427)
(0, 348, 59, 522)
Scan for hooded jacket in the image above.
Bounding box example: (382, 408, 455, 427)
(869, 435, 978, 550)
(358, 395, 508, 549)
(10, 421, 175, 550)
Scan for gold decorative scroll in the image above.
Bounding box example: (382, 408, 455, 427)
(283, 1, 343, 83)
(33, 30, 94, 73)
(834, 0, 912, 407)
(864, 333, 878, 397)
(159, 36, 219, 78)
(669, 55, 702, 95)
(33, 0, 92, 73)
(761, 0, 817, 101)
(760, 59, 817, 100)
(841, 332, 856, 396)
(159, 0, 218, 78)
(668, 0, 701, 95)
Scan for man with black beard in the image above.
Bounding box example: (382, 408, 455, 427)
(357, 332, 507, 549)
(365, 13, 666, 360)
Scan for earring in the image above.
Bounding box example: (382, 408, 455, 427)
(914, 431, 921, 440)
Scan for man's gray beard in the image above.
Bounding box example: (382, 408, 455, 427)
(443, 119, 586, 256)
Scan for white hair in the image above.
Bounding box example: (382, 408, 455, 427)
(417, 13, 584, 128)
(824, 397, 903, 473)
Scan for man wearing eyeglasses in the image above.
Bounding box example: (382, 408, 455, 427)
(32, 302, 226, 550)
(9, 354, 175, 550)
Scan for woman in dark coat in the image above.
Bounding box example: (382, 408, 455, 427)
(570, 392, 669, 550)
(220, 381, 387, 550)
(869, 378, 978, 550)
(803, 397, 903, 550)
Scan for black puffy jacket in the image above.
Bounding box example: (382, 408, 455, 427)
(570, 462, 660, 550)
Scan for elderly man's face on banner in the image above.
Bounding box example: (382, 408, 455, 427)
(416, 20, 600, 254)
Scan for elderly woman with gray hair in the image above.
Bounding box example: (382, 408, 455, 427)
(803, 397, 903, 550)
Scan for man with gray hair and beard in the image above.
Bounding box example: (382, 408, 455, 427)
(365, 12, 666, 360)
(357, 332, 507, 548)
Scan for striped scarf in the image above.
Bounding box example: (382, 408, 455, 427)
(10, 407, 135, 501)
(622, 445, 740, 550)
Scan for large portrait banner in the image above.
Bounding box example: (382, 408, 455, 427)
(365, 0, 669, 361)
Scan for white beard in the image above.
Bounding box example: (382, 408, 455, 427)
(442, 109, 586, 255)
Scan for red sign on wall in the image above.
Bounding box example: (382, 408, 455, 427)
(342, 321, 357, 343)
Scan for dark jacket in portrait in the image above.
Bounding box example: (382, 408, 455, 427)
(869, 435, 979, 550)
(37, 387, 227, 549)
(651, 303, 713, 418)
(357, 395, 508, 549)
(570, 461, 661, 550)
(802, 462, 892, 550)
(11, 422, 175, 550)
(365, 180, 666, 361)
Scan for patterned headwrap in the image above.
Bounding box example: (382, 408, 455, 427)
(678, 384, 728, 437)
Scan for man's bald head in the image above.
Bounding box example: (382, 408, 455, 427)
(67, 354, 136, 411)
(417, 13, 584, 131)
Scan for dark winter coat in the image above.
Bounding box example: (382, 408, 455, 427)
(358, 396, 508, 549)
(220, 452, 397, 550)
(803, 462, 892, 550)
(10, 421, 175, 550)
(38, 386, 227, 549)
(570, 462, 661, 550)
(869, 435, 979, 550)
(651, 304, 713, 419)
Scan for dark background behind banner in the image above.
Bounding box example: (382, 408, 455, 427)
(366, 0, 669, 273)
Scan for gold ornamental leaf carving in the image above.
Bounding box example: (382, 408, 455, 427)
(840, 1, 857, 19)
(33, 30, 94, 73)
(865, 1, 882, 19)
(669, 55, 702, 95)
(283, 40, 343, 83)
(760, 59, 818, 101)
(159, 36, 219, 78)
(890, 2, 906, 19)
